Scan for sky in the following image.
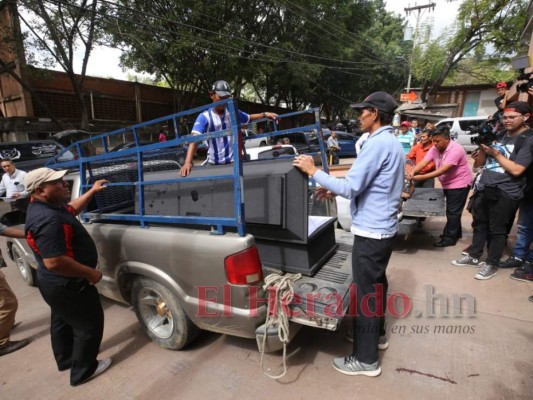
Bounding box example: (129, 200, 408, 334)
(78, 0, 460, 81)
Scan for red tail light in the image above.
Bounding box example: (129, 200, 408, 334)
(225, 247, 263, 285)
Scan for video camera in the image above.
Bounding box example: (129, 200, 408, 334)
(513, 55, 533, 93)
(516, 72, 533, 93)
(470, 118, 497, 146)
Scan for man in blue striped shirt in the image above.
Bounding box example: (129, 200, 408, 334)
(180, 80, 277, 176)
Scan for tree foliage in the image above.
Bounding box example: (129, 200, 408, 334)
(17, 0, 104, 128)
(411, 0, 529, 102)
(103, 0, 408, 121)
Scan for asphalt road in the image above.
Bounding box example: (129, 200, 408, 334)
(0, 184, 532, 400)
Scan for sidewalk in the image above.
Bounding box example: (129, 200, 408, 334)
(0, 199, 532, 399)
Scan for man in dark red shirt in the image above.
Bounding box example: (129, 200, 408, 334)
(24, 168, 110, 386)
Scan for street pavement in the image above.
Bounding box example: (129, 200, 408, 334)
(0, 171, 532, 400)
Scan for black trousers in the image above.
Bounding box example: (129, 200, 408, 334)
(441, 186, 470, 244)
(351, 235, 394, 364)
(38, 281, 104, 386)
(469, 191, 520, 266)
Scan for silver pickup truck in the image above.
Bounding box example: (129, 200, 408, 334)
(0, 164, 355, 353)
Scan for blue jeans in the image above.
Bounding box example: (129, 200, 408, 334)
(513, 200, 533, 262)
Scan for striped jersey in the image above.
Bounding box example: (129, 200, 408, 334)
(192, 108, 250, 164)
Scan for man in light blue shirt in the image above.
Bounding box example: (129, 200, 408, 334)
(293, 91, 404, 378)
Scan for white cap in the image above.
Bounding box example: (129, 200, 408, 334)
(23, 168, 68, 193)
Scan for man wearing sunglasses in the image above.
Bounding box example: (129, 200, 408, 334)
(451, 102, 533, 281)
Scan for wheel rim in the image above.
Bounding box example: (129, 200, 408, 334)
(13, 248, 29, 281)
(137, 287, 174, 339)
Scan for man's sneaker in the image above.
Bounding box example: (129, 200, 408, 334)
(332, 355, 381, 377)
(461, 245, 472, 256)
(452, 255, 480, 267)
(514, 261, 533, 274)
(499, 256, 523, 269)
(378, 336, 389, 350)
(510, 269, 533, 283)
(474, 264, 498, 280)
(345, 329, 388, 350)
(74, 358, 112, 386)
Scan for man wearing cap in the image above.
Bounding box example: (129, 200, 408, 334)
(451, 101, 533, 281)
(180, 80, 278, 176)
(397, 121, 416, 154)
(293, 91, 404, 377)
(23, 168, 111, 386)
(493, 82, 508, 120)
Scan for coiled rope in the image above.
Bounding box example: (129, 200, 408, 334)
(260, 272, 302, 379)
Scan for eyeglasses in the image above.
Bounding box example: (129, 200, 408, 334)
(502, 115, 522, 121)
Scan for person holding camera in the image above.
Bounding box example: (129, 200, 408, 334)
(407, 126, 472, 247)
(451, 101, 533, 280)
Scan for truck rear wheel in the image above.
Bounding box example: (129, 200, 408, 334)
(131, 277, 199, 350)
(12, 244, 36, 287)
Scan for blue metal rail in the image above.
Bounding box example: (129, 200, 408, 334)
(47, 99, 327, 235)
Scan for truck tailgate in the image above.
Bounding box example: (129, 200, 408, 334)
(264, 229, 354, 331)
(401, 188, 446, 217)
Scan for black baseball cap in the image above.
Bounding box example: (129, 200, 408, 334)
(211, 80, 232, 97)
(505, 101, 531, 115)
(350, 91, 398, 115)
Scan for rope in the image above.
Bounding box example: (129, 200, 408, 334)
(259, 272, 302, 379)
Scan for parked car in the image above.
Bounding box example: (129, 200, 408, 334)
(435, 116, 487, 152)
(0, 140, 75, 172)
(323, 131, 360, 157)
(110, 141, 155, 152)
(271, 131, 320, 154)
(245, 144, 297, 160)
(242, 129, 270, 149)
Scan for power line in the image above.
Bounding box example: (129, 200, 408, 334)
(31, 0, 405, 77)
(40, 0, 398, 68)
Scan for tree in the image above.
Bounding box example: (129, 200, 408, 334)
(103, 0, 407, 122)
(17, 0, 103, 129)
(410, 0, 529, 102)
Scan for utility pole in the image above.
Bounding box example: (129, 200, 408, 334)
(404, 2, 436, 97)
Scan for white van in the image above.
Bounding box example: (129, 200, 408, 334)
(435, 116, 488, 152)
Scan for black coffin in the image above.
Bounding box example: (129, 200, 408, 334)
(141, 158, 337, 275)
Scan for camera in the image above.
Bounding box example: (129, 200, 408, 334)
(470, 119, 497, 146)
(516, 72, 533, 93)
(512, 56, 533, 93)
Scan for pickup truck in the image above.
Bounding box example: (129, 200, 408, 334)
(0, 101, 353, 354)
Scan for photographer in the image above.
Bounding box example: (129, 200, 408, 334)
(452, 102, 533, 280)
(492, 82, 508, 125)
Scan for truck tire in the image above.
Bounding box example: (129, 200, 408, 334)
(12, 244, 36, 287)
(259, 141, 267, 147)
(131, 277, 199, 350)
